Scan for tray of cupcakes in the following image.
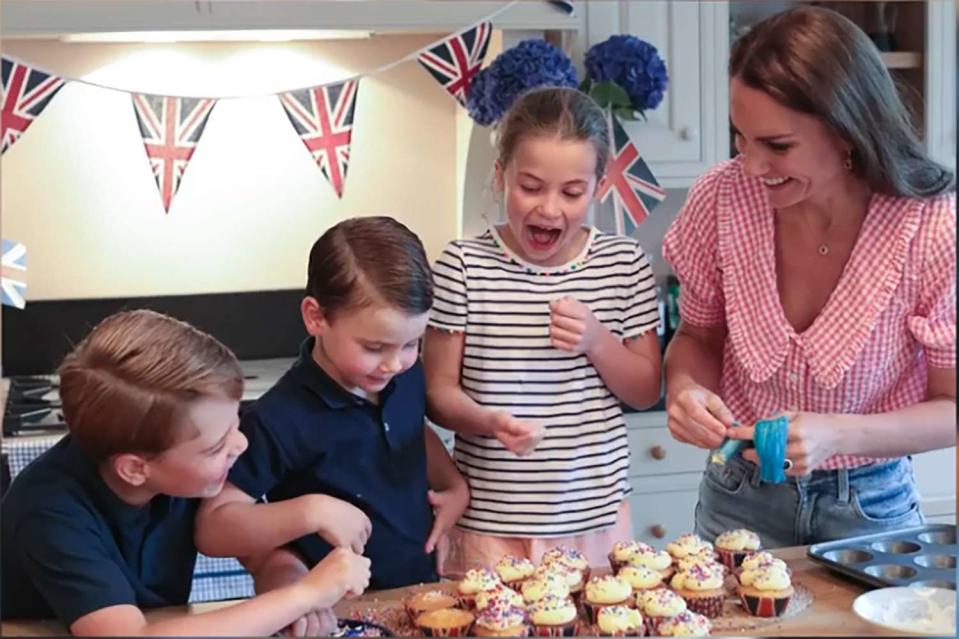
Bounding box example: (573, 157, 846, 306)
(394, 528, 804, 637)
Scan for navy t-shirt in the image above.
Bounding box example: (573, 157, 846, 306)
(1, 436, 198, 625)
(228, 337, 436, 589)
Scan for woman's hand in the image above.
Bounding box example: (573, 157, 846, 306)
(728, 412, 840, 476)
(666, 384, 734, 449)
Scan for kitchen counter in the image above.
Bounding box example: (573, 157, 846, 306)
(0, 546, 903, 636)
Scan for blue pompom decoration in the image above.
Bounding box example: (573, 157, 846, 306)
(465, 39, 578, 126)
(584, 34, 668, 114)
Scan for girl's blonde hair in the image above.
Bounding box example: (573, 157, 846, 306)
(58, 309, 243, 463)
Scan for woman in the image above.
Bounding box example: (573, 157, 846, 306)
(662, 6, 955, 547)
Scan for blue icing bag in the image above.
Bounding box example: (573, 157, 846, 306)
(754, 416, 789, 483)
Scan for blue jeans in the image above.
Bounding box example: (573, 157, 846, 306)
(694, 455, 924, 547)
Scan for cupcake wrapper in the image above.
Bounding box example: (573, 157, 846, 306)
(583, 601, 631, 625)
(608, 554, 627, 573)
(530, 621, 578, 637)
(716, 548, 748, 570)
(740, 593, 791, 617)
(473, 623, 530, 637)
(683, 593, 725, 618)
(456, 594, 477, 611)
(598, 627, 645, 637)
(416, 621, 475, 637)
(642, 616, 668, 637)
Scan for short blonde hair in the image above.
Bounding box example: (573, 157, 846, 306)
(58, 309, 243, 463)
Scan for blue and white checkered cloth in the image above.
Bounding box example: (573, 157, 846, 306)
(2, 435, 254, 602)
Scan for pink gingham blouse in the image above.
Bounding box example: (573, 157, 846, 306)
(663, 158, 956, 470)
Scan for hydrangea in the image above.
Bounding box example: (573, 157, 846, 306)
(466, 39, 578, 126)
(584, 34, 668, 113)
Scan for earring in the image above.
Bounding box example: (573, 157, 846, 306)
(844, 150, 853, 171)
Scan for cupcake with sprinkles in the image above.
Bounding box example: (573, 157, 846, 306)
(405, 589, 459, 624)
(535, 561, 586, 602)
(527, 594, 579, 637)
(669, 563, 725, 618)
(675, 555, 727, 581)
(496, 555, 537, 592)
(608, 540, 653, 572)
(736, 551, 788, 581)
(473, 603, 530, 637)
(714, 529, 761, 570)
(596, 605, 645, 637)
(458, 567, 503, 610)
(541, 546, 592, 584)
(625, 546, 675, 581)
(521, 571, 571, 606)
(665, 534, 715, 566)
(656, 610, 712, 636)
(738, 562, 794, 617)
(415, 607, 476, 637)
(582, 575, 633, 624)
(617, 564, 664, 594)
(636, 588, 687, 636)
(476, 584, 527, 612)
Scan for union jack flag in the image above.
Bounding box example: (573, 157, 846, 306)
(1, 239, 27, 309)
(131, 94, 216, 213)
(417, 21, 491, 107)
(279, 79, 358, 198)
(597, 113, 666, 234)
(1, 57, 65, 154)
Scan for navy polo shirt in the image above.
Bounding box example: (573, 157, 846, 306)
(229, 337, 436, 590)
(1, 436, 198, 625)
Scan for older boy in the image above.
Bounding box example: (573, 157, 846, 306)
(1, 310, 369, 636)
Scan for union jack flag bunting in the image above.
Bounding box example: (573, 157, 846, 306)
(2, 57, 66, 154)
(596, 113, 666, 234)
(279, 79, 358, 198)
(417, 21, 491, 107)
(131, 94, 216, 213)
(1, 239, 27, 310)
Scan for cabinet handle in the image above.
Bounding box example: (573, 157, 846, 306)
(680, 126, 699, 141)
(650, 445, 667, 460)
(651, 525, 666, 539)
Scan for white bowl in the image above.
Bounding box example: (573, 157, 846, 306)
(853, 586, 956, 636)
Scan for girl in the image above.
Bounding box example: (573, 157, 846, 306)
(423, 87, 662, 572)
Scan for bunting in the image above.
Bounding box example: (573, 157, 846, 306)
(417, 21, 492, 106)
(1, 57, 65, 154)
(131, 94, 217, 212)
(597, 113, 666, 234)
(279, 79, 358, 198)
(1, 239, 27, 309)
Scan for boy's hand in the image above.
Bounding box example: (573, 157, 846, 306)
(492, 411, 545, 456)
(282, 608, 337, 637)
(424, 483, 469, 554)
(298, 547, 371, 608)
(549, 296, 603, 355)
(310, 495, 372, 553)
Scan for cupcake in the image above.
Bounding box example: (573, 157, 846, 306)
(527, 594, 579, 637)
(669, 564, 725, 618)
(665, 534, 715, 565)
(540, 546, 592, 584)
(636, 588, 687, 636)
(473, 604, 529, 637)
(405, 589, 459, 624)
(608, 540, 653, 572)
(738, 563, 794, 617)
(476, 584, 527, 612)
(675, 555, 727, 580)
(625, 547, 675, 581)
(415, 607, 476, 637)
(458, 567, 503, 610)
(656, 610, 712, 636)
(596, 605, 645, 637)
(714, 529, 761, 570)
(737, 551, 788, 580)
(535, 562, 586, 601)
(617, 564, 664, 594)
(496, 555, 537, 592)
(521, 571, 570, 605)
(582, 575, 633, 624)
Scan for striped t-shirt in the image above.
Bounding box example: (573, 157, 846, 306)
(429, 226, 659, 537)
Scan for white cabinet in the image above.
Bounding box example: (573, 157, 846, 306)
(569, 1, 730, 188)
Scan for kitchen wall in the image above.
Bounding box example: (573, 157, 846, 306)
(1, 35, 461, 301)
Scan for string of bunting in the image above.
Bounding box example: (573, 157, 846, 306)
(1, 2, 508, 214)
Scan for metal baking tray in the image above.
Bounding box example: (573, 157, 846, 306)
(807, 523, 956, 589)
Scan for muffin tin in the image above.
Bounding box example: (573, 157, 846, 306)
(807, 524, 956, 589)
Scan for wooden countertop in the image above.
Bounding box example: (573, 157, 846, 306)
(1, 546, 904, 637)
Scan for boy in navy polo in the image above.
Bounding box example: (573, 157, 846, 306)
(1, 310, 370, 636)
(196, 217, 469, 593)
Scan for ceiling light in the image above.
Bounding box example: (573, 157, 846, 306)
(60, 30, 373, 43)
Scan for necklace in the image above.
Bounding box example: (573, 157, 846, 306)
(818, 244, 829, 256)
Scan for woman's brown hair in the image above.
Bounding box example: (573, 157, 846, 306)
(58, 309, 243, 463)
(306, 216, 433, 319)
(730, 6, 954, 198)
